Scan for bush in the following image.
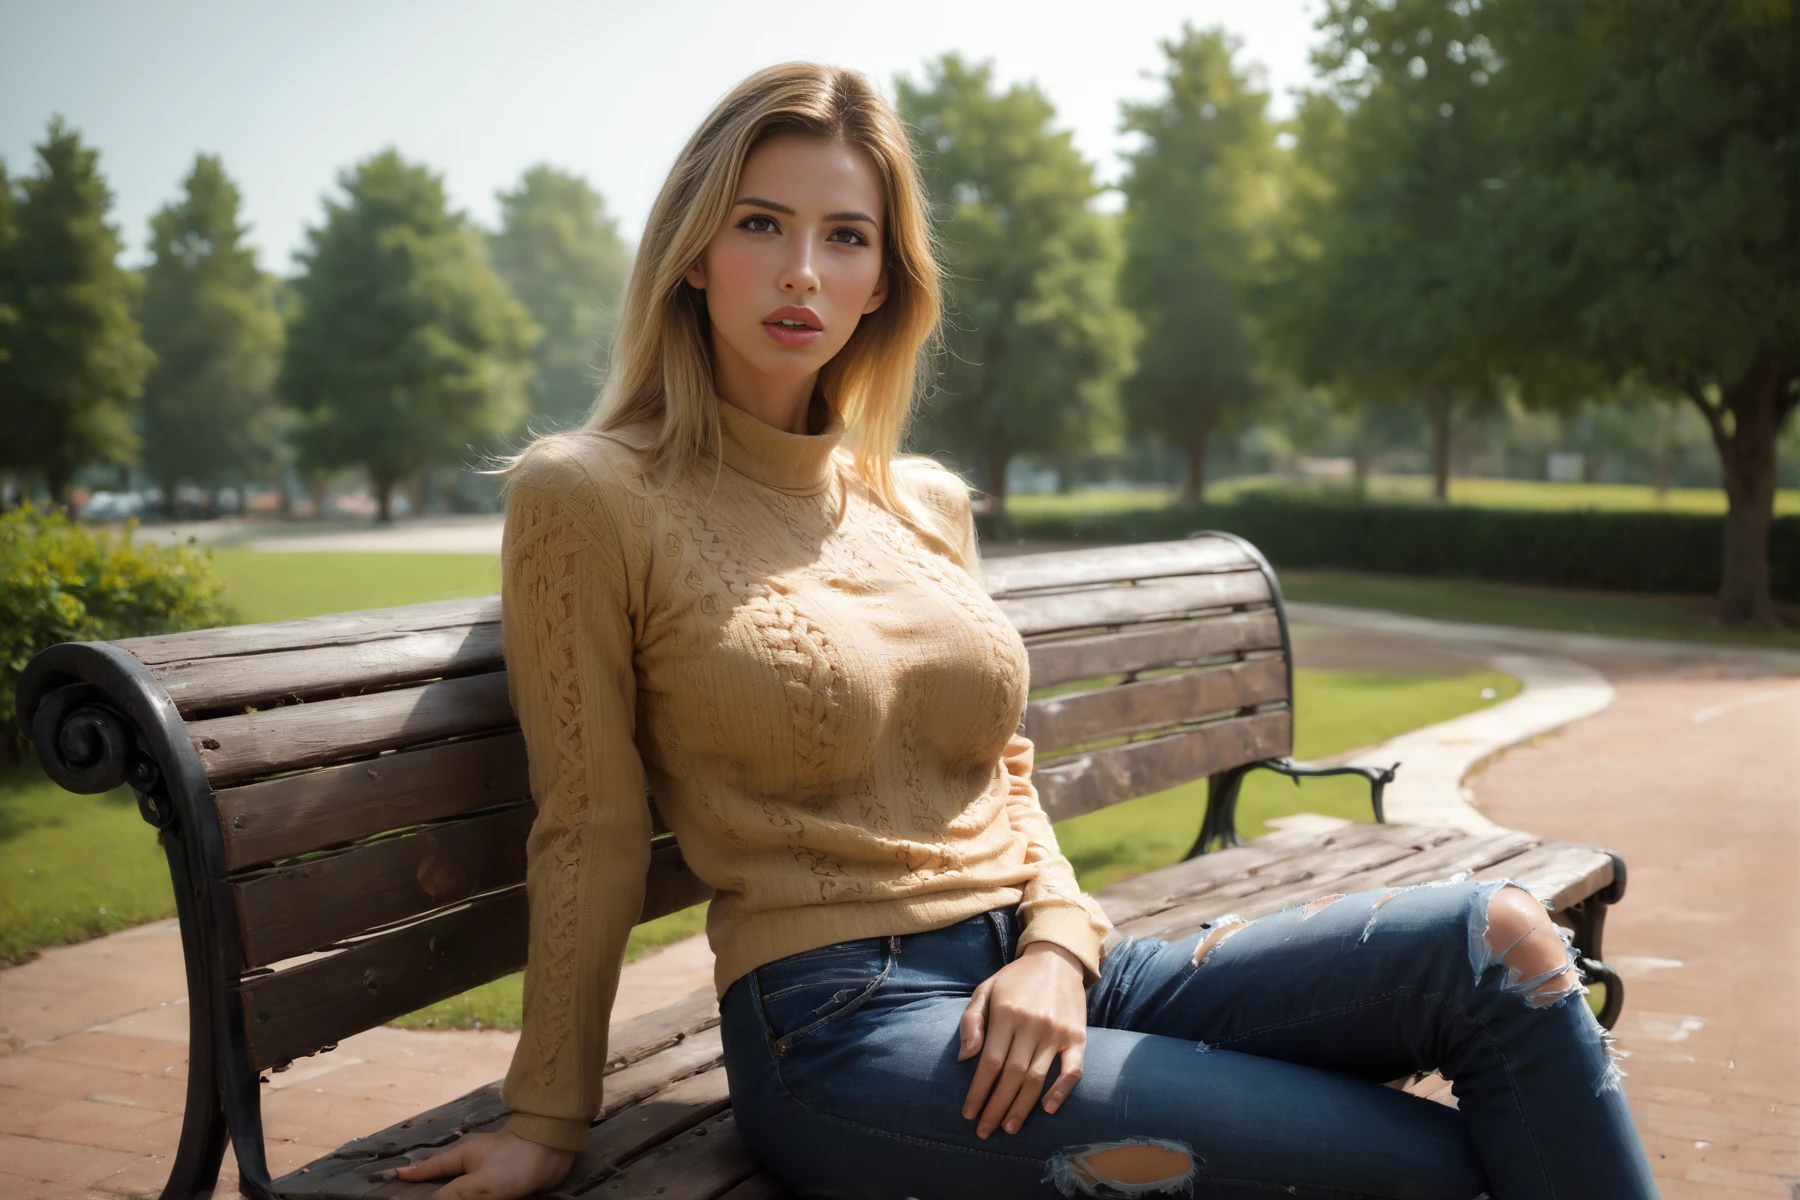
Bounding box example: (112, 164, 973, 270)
(983, 492, 1800, 601)
(2, 504, 236, 762)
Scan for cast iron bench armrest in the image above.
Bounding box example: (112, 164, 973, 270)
(1187, 756, 1401, 859)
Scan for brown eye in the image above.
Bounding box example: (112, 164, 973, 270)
(740, 214, 777, 233)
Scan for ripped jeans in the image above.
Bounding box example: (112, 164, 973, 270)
(717, 878, 1656, 1199)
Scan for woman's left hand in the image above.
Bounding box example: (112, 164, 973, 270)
(957, 939, 1088, 1138)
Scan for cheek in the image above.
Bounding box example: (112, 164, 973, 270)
(828, 254, 884, 308)
(703, 242, 768, 324)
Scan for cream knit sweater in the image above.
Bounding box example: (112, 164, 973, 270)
(496, 398, 1114, 1152)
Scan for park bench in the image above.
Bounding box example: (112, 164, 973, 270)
(16, 530, 1628, 1200)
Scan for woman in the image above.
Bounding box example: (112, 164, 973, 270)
(398, 63, 1655, 1199)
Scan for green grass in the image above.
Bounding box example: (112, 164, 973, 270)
(207, 549, 500, 624)
(0, 765, 176, 963)
(1054, 666, 1520, 894)
(1281, 569, 1800, 651)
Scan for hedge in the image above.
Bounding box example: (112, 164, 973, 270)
(982, 493, 1800, 601)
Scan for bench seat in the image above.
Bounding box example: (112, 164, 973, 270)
(273, 822, 1619, 1199)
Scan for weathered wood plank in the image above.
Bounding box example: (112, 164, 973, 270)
(996, 570, 1273, 638)
(234, 806, 534, 968)
(555, 1069, 733, 1196)
(150, 622, 505, 716)
(713, 1176, 788, 1200)
(586, 1111, 760, 1199)
(217, 732, 530, 871)
(1026, 658, 1289, 755)
(1025, 613, 1284, 690)
(1466, 842, 1616, 914)
(240, 887, 529, 1072)
(1033, 711, 1293, 822)
(603, 986, 721, 1074)
(118, 595, 499, 664)
(190, 671, 517, 785)
(982, 537, 1257, 596)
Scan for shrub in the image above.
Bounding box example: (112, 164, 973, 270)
(2, 504, 236, 763)
(983, 493, 1800, 601)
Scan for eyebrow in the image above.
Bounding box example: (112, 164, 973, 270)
(733, 196, 879, 226)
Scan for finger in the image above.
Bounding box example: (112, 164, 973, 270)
(958, 979, 992, 1061)
(977, 1030, 1038, 1138)
(1043, 1038, 1086, 1114)
(393, 1143, 464, 1179)
(1000, 1041, 1060, 1134)
(962, 1008, 1014, 1122)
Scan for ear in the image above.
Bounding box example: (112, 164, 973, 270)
(861, 264, 890, 315)
(684, 258, 707, 290)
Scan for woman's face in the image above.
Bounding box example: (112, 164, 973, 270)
(685, 133, 889, 403)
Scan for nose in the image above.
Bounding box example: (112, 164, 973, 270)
(777, 236, 820, 297)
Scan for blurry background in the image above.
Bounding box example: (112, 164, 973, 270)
(1, 0, 1795, 633)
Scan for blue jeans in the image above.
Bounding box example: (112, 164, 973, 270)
(718, 878, 1656, 1199)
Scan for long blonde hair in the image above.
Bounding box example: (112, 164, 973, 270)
(534, 61, 946, 527)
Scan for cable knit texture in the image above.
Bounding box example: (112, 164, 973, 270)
(497, 398, 1114, 1152)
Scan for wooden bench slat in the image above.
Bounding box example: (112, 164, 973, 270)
(995, 569, 1273, 638)
(239, 852, 712, 1070)
(240, 887, 529, 1072)
(234, 805, 534, 968)
(556, 1069, 734, 1196)
(1466, 842, 1616, 914)
(585, 1110, 761, 1199)
(217, 732, 530, 871)
(190, 671, 517, 785)
(982, 537, 1256, 596)
(1026, 657, 1289, 755)
(1024, 612, 1284, 690)
(150, 622, 505, 716)
(118, 595, 499, 665)
(1034, 710, 1292, 822)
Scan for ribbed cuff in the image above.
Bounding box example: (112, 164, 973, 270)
(1015, 906, 1105, 988)
(504, 1109, 592, 1153)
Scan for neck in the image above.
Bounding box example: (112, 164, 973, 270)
(710, 334, 819, 435)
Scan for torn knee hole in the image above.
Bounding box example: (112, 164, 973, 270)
(1189, 916, 1247, 966)
(1483, 884, 1581, 1006)
(1303, 892, 1347, 917)
(1046, 1138, 1199, 1197)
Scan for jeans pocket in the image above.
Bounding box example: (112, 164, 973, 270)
(753, 937, 892, 1056)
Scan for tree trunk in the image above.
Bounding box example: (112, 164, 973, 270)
(1352, 450, 1372, 501)
(159, 475, 180, 519)
(45, 463, 73, 511)
(308, 475, 327, 520)
(983, 444, 1010, 516)
(1689, 355, 1796, 629)
(1182, 431, 1210, 504)
(1654, 407, 1671, 501)
(375, 475, 397, 525)
(1426, 388, 1453, 502)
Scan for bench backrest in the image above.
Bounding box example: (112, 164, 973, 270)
(17, 531, 1290, 1075)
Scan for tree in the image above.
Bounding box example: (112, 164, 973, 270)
(138, 154, 285, 513)
(281, 149, 539, 522)
(0, 119, 152, 504)
(897, 56, 1137, 511)
(489, 166, 631, 432)
(1475, 0, 1800, 627)
(1260, 2, 1506, 500)
(1119, 26, 1280, 501)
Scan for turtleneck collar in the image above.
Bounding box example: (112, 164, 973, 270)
(714, 394, 845, 496)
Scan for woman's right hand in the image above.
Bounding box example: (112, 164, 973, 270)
(392, 1127, 576, 1198)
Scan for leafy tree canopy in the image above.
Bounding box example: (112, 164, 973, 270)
(138, 153, 286, 503)
(0, 119, 151, 503)
(489, 165, 631, 432)
(898, 55, 1138, 507)
(280, 149, 539, 521)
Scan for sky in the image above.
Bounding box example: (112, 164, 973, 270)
(1, 0, 1324, 272)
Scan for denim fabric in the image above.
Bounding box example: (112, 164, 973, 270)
(718, 878, 1656, 1199)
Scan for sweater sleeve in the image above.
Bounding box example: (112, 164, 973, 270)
(498, 453, 652, 1154)
(907, 460, 1115, 987)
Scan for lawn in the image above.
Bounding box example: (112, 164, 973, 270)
(1006, 474, 1800, 519)
(1280, 569, 1800, 651)
(207, 548, 501, 624)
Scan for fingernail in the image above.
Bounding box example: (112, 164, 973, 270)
(366, 1168, 400, 1182)
(1005, 1118, 1019, 1133)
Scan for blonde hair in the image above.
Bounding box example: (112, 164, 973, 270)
(516, 62, 947, 529)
